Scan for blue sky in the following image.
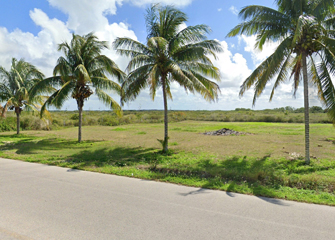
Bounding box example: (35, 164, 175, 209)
(0, 0, 320, 111)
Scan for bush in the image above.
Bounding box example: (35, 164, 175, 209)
(20, 116, 50, 130)
(310, 106, 324, 113)
(70, 113, 79, 120)
(171, 112, 186, 121)
(120, 114, 137, 124)
(0, 118, 15, 132)
(98, 117, 119, 126)
(86, 117, 97, 126)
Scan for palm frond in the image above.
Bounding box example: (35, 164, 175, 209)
(29, 76, 62, 98)
(113, 38, 149, 57)
(240, 37, 292, 105)
(173, 40, 223, 61)
(95, 88, 122, 116)
(270, 53, 293, 101)
(169, 25, 211, 52)
(91, 77, 121, 94)
(48, 81, 75, 109)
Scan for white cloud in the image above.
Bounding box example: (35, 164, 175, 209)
(0, 9, 71, 76)
(229, 6, 239, 15)
(47, 0, 195, 33)
(218, 8, 222, 12)
(30, 8, 71, 44)
(47, 0, 122, 33)
(177, 22, 187, 33)
(238, 34, 280, 66)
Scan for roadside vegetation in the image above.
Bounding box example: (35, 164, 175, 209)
(0, 121, 334, 205)
(0, 107, 331, 131)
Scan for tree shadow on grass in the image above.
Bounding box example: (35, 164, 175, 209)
(0, 134, 166, 168)
(275, 159, 335, 175)
(197, 155, 290, 205)
(66, 146, 161, 169)
(0, 137, 97, 154)
(157, 154, 290, 206)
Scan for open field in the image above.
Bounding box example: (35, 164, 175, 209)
(0, 121, 335, 205)
(0, 108, 332, 132)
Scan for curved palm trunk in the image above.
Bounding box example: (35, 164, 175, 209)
(77, 100, 84, 143)
(302, 53, 310, 165)
(161, 76, 169, 153)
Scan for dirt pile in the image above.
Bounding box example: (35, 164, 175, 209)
(203, 128, 248, 136)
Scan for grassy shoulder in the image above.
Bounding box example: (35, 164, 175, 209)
(0, 121, 335, 205)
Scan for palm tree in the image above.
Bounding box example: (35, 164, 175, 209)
(227, 0, 335, 164)
(113, 5, 222, 153)
(0, 58, 46, 134)
(32, 33, 125, 142)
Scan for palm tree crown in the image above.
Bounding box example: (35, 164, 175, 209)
(114, 4, 222, 152)
(227, 0, 335, 164)
(0, 58, 45, 134)
(33, 33, 125, 142)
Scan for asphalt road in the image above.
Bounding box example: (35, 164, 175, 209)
(0, 158, 335, 240)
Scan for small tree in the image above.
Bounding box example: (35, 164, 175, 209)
(32, 33, 125, 142)
(0, 58, 46, 134)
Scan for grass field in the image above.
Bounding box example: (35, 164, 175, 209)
(1, 121, 335, 205)
(0, 107, 332, 132)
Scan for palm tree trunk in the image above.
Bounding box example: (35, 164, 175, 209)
(302, 52, 310, 165)
(16, 110, 20, 135)
(77, 100, 83, 143)
(161, 76, 169, 153)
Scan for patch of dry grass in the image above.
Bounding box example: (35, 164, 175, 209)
(21, 121, 335, 160)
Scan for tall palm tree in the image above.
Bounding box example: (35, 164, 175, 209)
(113, 5, 222, 153)
(0, 58, 46, 134)
(227, 0, 335, 164)
(32, 33, 125, 142)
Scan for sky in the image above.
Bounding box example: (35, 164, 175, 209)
(0, 0, 322, 111)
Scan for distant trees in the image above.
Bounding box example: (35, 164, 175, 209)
(0, 58, 46, 134)
(114, 5, 222, 153)
(227, 0, 335, 164)
(31, 33, 125, 142)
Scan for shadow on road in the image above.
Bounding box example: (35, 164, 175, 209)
(257, 196, 290, 206)
(178, 188, 210, 196)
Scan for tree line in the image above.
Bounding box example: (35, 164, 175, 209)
(1, 1, 335, 164)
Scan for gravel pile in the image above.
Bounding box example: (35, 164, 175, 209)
(203, 128, 248, 136)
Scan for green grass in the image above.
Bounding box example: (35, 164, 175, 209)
(112, 127, 127, 131)
(0, 121, 335, 206)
